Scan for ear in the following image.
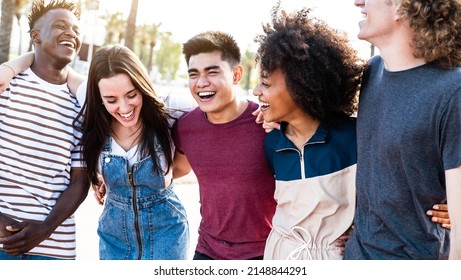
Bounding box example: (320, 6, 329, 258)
(393, 2, 403, 21)
(232, 65, 244, 85)
(30, 29, 41, 44)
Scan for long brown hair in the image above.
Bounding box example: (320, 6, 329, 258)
(77, 45, 173, 184)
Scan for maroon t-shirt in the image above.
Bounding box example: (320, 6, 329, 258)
(172, 100, 276, 259)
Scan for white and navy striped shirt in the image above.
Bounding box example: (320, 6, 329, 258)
(0, 68, 84, 259)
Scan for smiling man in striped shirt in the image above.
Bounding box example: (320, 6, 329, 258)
(0, 0, 90, 260)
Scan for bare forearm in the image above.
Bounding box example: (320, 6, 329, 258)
(3, 52, 34, 75)
(67, 67, 85, 96)
(173, 151, 191, 179)
(42, 168, 90, 232)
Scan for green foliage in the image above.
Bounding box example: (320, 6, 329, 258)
(155, 32, 181, 81)
(241, 47, 257, 91)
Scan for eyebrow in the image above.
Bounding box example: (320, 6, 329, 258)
(188, 65, 220, 74)
(52, 19, 80, 30)
(101, 88, 137, 98)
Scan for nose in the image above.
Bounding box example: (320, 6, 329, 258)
(196, 75, 209, 88)
(65, 27, 78, 39)
(354, 0, 364, 7)
(253, 84, 262, 97)
(119, 99, 131, 113)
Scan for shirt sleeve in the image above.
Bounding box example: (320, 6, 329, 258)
(71, 81, 87, 169)
(171, 120, 184, 154)
(441, 88, 461, 170)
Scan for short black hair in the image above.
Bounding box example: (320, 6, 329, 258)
(28, 0, 80, 32)
(182, 31, 241, 68)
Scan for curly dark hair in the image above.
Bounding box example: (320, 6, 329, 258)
(28, 0, 80, 32)
(183, 31, 241, 68)
(397, 0, 461, 68)
(255, 3, 365, 126)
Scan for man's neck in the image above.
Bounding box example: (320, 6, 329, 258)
(373, 27, 426, 71)
(379, 46, 426, 72)
(205, 98, 249, 124)
(31, 58, 69, 85)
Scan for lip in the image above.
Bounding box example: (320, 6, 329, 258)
(197, 91, 216, 101)
(118, 109, 135, 121)
(259, 99, 270, 111)
(58, 38, 78, 51)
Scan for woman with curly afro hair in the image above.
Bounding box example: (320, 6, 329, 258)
(345, 0, 461, 260)
(253, 3, 365, 260)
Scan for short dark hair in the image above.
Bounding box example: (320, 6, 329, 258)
(28, 0, 80, 32)
(182, 31, 241, 68)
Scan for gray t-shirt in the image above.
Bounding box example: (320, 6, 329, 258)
(345, 56, 461, 259)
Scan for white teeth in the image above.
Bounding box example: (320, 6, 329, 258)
(260, 102, 270, 108)
(198, 91, 215, 97)
(60, 41, 75, 48)
(119, 110, 134, 118)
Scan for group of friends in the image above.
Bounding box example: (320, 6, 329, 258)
(0, 0, 459, 260)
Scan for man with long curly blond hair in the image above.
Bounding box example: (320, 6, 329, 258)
(345, 0, 461, 260)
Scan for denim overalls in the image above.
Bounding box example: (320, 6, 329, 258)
(98, 138, 189, 260)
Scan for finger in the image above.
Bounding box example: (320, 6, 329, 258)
(432, 204, 448, 211)
(5, 221, 25, 233)
(431, 210, 449, 219)
(337, 235, 350, 241)
(436, 218, 451, 224)
(255, 114, 264, 124)
(431, 217, 451, 225)
(442, 224, 451, 230)
(93, 192, 104, 205)
(427, 210, 449, 219)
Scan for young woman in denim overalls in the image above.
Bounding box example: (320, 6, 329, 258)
(77, 45, 189, 260)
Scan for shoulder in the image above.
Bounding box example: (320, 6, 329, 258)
(330, 117, 356, 138)
(175, 107, 204, 127)
(264, 125, 285, 148)
(76, 80, 87, 106)
(325, 117, 357, 153)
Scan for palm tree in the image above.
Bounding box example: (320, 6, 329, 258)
(136, 23, 148, 62)
(124, 0, 138, 50)
(134, 22, 160, 71)
(242, 48, 256, 92)
(103, 11, 125, 45)
(146, 22, 161, 73)
(0, 0, 15, 63)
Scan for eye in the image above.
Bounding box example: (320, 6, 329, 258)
(54, 23, 65, 30)
(127, 92, 138, 99)
(188, 73, 198, 79)
(105, 99, 116, 104)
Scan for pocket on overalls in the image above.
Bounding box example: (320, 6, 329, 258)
(97, 200, 131, 259)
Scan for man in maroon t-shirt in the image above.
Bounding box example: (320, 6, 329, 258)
(172, 31, 276, 260)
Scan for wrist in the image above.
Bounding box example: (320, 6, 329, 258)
(1, 63, 16, 77)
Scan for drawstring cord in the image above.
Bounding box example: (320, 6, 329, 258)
(286, 226, 313, 260)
